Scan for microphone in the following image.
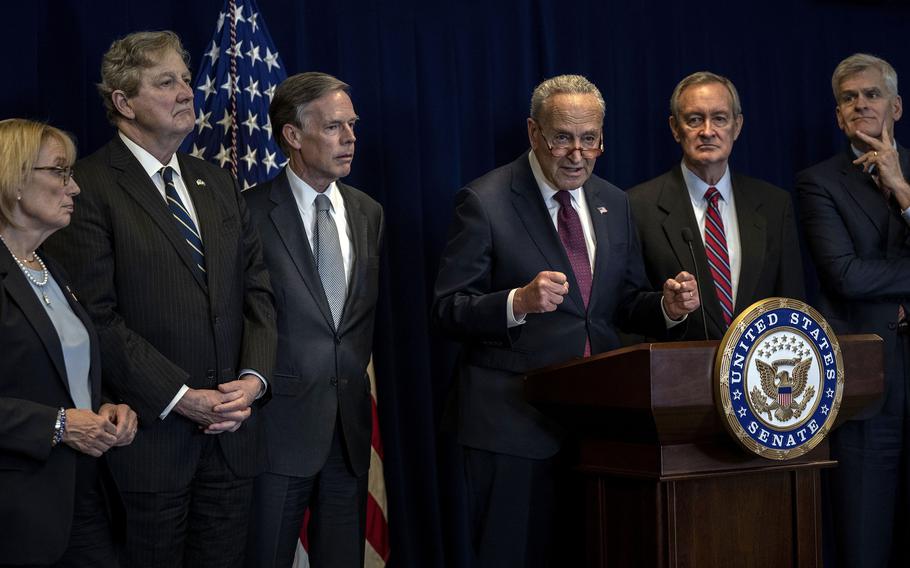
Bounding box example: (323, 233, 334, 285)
(681, 228, 709, 340)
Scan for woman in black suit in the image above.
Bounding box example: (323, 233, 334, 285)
(0, 119, 138, 567)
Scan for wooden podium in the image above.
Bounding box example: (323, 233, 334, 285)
(524, 335, 883, 567)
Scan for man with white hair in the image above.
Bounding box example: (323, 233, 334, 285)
(798, 53, 910, 567)
(433, 74, 700, 566)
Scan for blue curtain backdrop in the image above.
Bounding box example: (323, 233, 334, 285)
(4, 1, 910, 565)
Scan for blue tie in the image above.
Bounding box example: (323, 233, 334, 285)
(161, 166, 206, 280)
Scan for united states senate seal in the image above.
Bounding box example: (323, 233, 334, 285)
(714, 298, 844, 460)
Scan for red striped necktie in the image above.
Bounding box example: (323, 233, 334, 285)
(703, 186, 733, 327)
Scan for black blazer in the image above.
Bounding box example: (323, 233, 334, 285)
(245, 169, 383, 477)
(433, 154, 673, 459)
(45, 136, 277, 492)
(0, 249, 103, 565)
(628, 167, 805, 340)
(797, 147, 910, 419)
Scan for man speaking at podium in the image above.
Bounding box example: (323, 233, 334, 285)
(433, 74, 700, 567)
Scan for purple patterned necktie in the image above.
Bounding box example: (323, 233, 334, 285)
(554, 190, 592, 355)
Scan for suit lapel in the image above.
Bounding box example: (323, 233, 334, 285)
(0, 251, 71, 399)
(109, 138, 207, 292)
(337, 183, 368, 335)
(657, 169, 725, 335)
(731, 175, 766, 314)
(509, 156, 584, 314)
(268, 170, 335, 330)
(584, 182, 610, 313)
(837, 150, 890, 239)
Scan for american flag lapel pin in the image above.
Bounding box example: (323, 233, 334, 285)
(597, 206, 608, 215)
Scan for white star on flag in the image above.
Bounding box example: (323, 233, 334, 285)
(182, 4, 389, 567)
(197, 76, 217, 100)
(181, 0, 287, 188)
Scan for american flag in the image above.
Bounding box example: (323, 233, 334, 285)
(778, 385, 792, 409)
(185, 1, 391, 566)
(180, 0, 287, 189)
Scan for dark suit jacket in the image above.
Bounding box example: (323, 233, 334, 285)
(797, 147, 910, 419)
(245, 169, 383, 478)
(45, 136, 277, 492)
(0, 249, 104, 565)
(432, 154, 673, 459)
(628, 167, 805, 340)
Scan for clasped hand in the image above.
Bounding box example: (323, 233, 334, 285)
(63, 403, 138, 457)
(174, 375, 262, 434)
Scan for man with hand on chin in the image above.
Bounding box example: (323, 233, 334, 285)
(797, 53, 910, 567)
(46, 30, 276, 568)
(433, 74, 699, 567)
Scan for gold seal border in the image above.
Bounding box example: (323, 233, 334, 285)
(713, 297, 845, 461)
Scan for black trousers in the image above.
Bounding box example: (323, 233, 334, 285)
(463, 446, 559, 568)
(2, 455, 119, 568)
(246, 420, 368, 568)
(118, 437, 253, 568)
(826, 334, 910, 568)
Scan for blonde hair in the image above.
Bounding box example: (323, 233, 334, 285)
(0, 119, 77, 228)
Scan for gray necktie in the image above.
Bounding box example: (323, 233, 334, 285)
(313, 194, 347, 328)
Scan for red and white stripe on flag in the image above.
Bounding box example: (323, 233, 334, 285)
(292, 358, 390, 567)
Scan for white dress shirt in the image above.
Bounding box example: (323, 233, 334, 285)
(286, 167, 355, 284)
(680, 162, 742, 307)
(119, 132, 201, 231)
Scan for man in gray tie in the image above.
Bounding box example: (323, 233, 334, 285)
(244, 72, 384, 568)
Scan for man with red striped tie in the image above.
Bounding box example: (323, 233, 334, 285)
(628, 71, 804, 341)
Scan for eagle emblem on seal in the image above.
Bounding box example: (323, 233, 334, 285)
(750, 358, 815, 422)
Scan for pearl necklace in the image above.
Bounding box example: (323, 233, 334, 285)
(0, 233, 51, 306)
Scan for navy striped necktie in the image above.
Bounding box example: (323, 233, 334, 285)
(161, 166, 206, 280)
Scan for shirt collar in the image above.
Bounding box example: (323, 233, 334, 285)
(680, 161, 733, 203)
(285, 167, 341, 212)
(528, 150, 584, 207)
(118, 131, 181, 180)
(850, 139, 898, 159)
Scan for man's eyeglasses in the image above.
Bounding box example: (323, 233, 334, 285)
(536, 127, 603, 159)
(33, 166, 75, 186)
